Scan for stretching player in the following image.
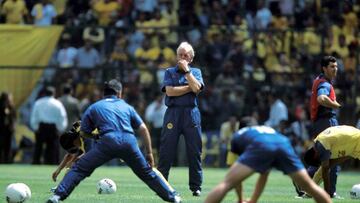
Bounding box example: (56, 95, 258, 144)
(47, 79, 181, 203)
(304, 125, 360, 196)
(205, 122, 331, 203)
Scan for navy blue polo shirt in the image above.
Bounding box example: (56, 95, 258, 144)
(81, 95, 143, 135)
(162, 66, 204, 107)
(316, 78, 337, 118)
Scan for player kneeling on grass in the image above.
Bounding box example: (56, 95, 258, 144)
(303, 125, 360, 198)
(205, 118, 331, 203)
(47, 79, 181, 203)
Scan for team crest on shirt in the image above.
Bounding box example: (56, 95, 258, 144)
(167, 122, 173, 129)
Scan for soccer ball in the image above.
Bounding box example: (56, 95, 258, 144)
(5, 183, 31, 203)
(96, 178, 117, 194)
(350, 184, 360, 199)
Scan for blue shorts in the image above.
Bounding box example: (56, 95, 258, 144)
(238, 140, 304, 174)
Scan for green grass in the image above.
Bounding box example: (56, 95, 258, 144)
(0, 165, 359, 202)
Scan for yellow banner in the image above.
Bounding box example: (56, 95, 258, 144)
(0, 25, 63, 106)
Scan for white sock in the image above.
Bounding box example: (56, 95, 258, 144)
(51, 195, 61, 201)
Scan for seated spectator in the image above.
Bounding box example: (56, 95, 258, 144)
(31, 0, 57, 26)
(109, 39, 129, 67)
(1, 0, 28, 24)
(214, 61, 239, 87)
(92, 0, 119, 26)
(57, 33, 78, 68)
(328, 34, 349, 59)
(255, 0, 272, 29)
(82, 20, 105, 46)
(75, 39, 101, 68)
(264, 90, 288, 130)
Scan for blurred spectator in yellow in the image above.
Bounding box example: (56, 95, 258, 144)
(230, 14, 249, 43)
(135, 39, 160, 62)
(243, 33, 266, 60)
(302, 17, 321, 56)
(219, 115, 239, 166)
(343, 42, 357, 74)
(82, 19, 105, 46)
(135, 11, 156, 35)
(160, 1, 178, 44)
(328, 34, 349, 59)
(52, 0, 67, 19)
(342, 3, 358, 36)
(31, 0, 57, 26)
(158, 36, 175, 64)
(147, 9, 170, 35)
(207, 17, 227, 39)
(0, 0, 28, 24)
(214, 61, 239, 87)
(109, 38, 129, 68)
(271, 13, 288, 30)
(0, 92, 16, 163)
(92, 0, 119, 26)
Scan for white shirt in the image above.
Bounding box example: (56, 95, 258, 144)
(145, 98, 167, 128)
(30, 96, 68, 133)
(265, 99, 288, 128)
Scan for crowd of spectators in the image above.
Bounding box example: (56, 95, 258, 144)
(2, 0, 360, 165)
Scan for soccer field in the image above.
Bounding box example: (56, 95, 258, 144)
(0, 165, 358, 202)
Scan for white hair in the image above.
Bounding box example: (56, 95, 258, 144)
(176, 42, 195, 58)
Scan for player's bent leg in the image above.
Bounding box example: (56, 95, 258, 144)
(54, 147, 112, 200)
(123, 145, 180, 202)
(205, 163, 254, 203)
(289, 169, 332, 203)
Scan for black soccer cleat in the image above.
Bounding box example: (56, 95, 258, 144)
(192, 190, 201, 196)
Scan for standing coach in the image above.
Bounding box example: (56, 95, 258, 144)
(157, 42, 204, 196)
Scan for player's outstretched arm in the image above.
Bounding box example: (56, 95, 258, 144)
(52, 153, 76, 182)
(205, 163, 254, 203)
(138, 123, 154, 167)
(249, 171, 270, 203)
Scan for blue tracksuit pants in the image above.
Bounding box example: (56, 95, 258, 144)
(158, 107, 203, 192)
(55, 132, 178, 202)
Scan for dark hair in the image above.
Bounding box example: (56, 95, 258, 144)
(44, 86, 55, 96)
(63, 84, 72, 94)
(303, 147, 320, 167)
(239, 116, 257, 129)
(320, 56, 337, 68)
(59, 131, 78, 153)
(103, 79, 122, 96)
